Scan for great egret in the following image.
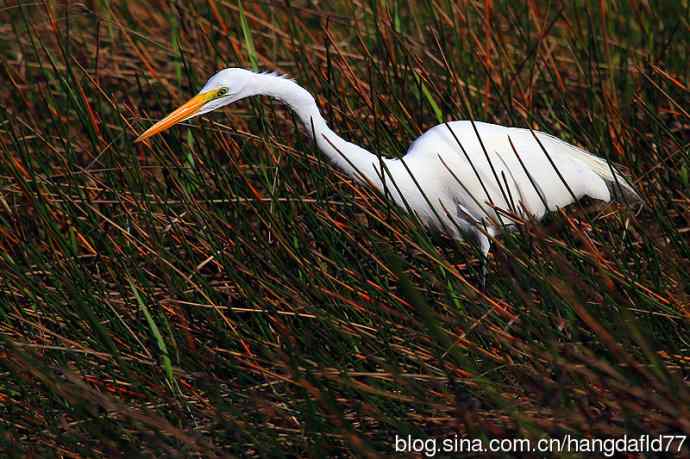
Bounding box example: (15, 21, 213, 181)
(136, 69, 640, 284)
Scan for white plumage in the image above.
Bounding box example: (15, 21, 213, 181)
(136, 69, 640, 283)
(375, 121, 638, 241)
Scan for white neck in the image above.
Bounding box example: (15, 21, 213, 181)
(256, 73, 390, 191)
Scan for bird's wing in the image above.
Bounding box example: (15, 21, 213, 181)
(524, 130, 641, 203)
(405, 121, 627, 222)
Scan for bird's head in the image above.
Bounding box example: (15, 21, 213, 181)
(135, 68, 256, 143)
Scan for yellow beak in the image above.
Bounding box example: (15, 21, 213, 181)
(135, 91, 215, 143)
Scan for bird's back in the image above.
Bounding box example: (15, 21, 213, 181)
(394, 121, 636, 235)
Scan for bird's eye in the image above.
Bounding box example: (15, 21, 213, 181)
(217, 87, 229, 97)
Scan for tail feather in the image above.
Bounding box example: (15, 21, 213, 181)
(577, 151, 641, 203)
(534, 131, 642, 204)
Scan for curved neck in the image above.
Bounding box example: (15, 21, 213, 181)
(256, 73, 388, 190)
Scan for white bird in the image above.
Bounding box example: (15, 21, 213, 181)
(136, 69, 640, 285)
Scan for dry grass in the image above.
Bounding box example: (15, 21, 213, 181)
(0, 0, 688, 456)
